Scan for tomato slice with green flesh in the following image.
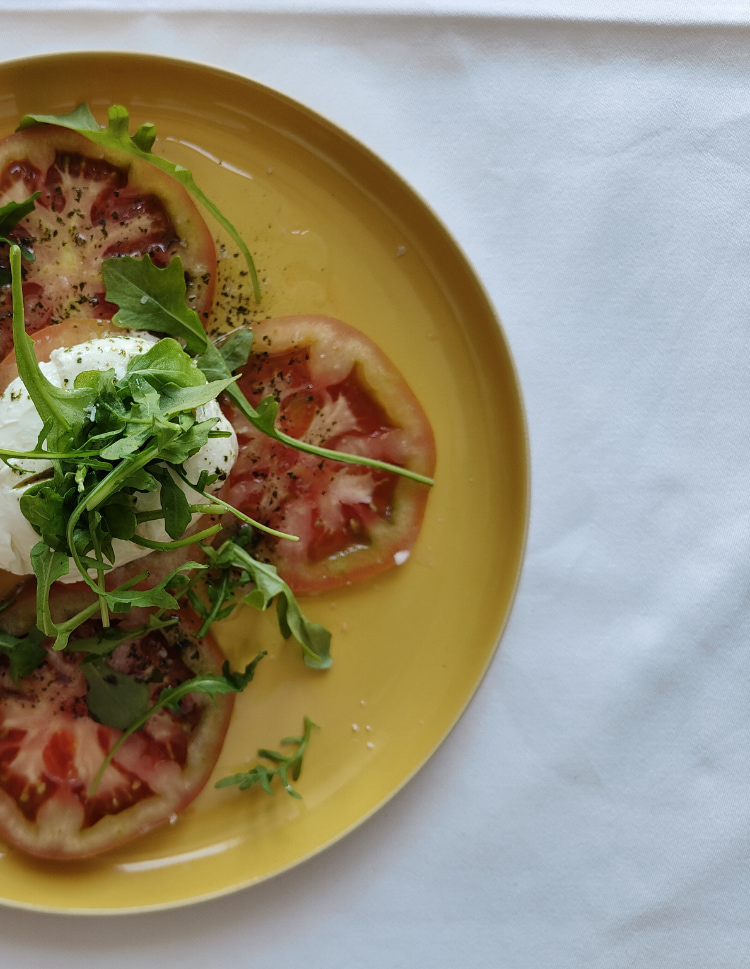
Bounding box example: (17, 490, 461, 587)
(0, 588, 232, 859)
(0, 124, 216, 361)
(222, 315, 436, 595)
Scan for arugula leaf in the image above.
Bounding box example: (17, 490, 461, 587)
(0, 625, 46, 682)
(83, 658, 150, 731)
(214, 328, 254, 375)
(31, 543, 70, 637)
(149, 465, 192, 539)
(157, 378, 236, 421)
(101, 579, 180, 615)
(200, 535, 332, 670)
(124, 334, 207, 387)
(89, 653, 266, 795)
(19, 104, 261, 301)
(21, 479, 69, 551)
(18, 103, 103, 134)
(215, 717, 318, 798)
(156, 419, 218, 466)
(0, 193, 40, 241)
(101, 501, 137, 541)
(102, 256, 208, 355)
(0, 192, 41, 280)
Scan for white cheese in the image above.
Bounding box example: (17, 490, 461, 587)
(0, 333, 238, 582)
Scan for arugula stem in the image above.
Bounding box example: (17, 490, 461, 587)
(275, 427, 433, 486)
(196, 569, 234, 639)
(83, 444, 160, 513)
(11, 246, 63, 429)
(135, 503, 216, 524)
(130, 523, 221, 550)
(0, 449, 105, 462)
(173, 568, 203, 606)
(216, 717, 318, 798)
(89, 508, 110, 628)
(188, 183, 261, 302)
(223, 383, 434, 487)
(51, 572, 149, 651)
(171, 466, 300, 542)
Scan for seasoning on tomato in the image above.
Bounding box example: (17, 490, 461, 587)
(0, 589, 235, 859)
(222, 315, 436, 595)
(0, 124, 216, 360)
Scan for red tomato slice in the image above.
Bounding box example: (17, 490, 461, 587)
(222, 315, 436, 595)
(0, 124, 216, 361)
(0, 589, 232, 859)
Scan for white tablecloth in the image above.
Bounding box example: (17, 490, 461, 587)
(2, 3, 750, 966)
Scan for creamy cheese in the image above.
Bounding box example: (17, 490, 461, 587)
(0, 333, 238, 582)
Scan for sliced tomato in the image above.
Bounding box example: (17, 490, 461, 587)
(0, 588, 232, 859)
(222, 315, 436, 595)
(0, 124, 216, 361)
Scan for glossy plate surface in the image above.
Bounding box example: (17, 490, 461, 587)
(0, 51, 528, 912)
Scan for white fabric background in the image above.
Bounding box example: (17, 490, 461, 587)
(0, 5, 749, 967)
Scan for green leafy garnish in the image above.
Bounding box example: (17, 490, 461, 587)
(216, 716, 318, 798)
(83, 658, 150, 731)
(89, 653, 265, 795)
(0, 192, 41, 283)
(18, 104, 261, 302)
(0, 625, 46, 682)
(186, 530, 332, 669)
(102, 255, 208, 355)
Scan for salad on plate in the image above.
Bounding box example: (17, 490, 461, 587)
(0, 104, 435, 860)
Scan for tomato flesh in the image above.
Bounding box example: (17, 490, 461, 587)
(223, 315, 435, 594)
(0, 591, 232, 859)
(0, 125, 216, 361)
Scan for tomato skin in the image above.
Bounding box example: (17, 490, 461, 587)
(222, 315, 436, 595)
(0, 124, 216, 361)
(0, 588, 232, 860)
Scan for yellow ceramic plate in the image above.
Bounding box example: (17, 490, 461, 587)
(0, 51, 528, 913)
